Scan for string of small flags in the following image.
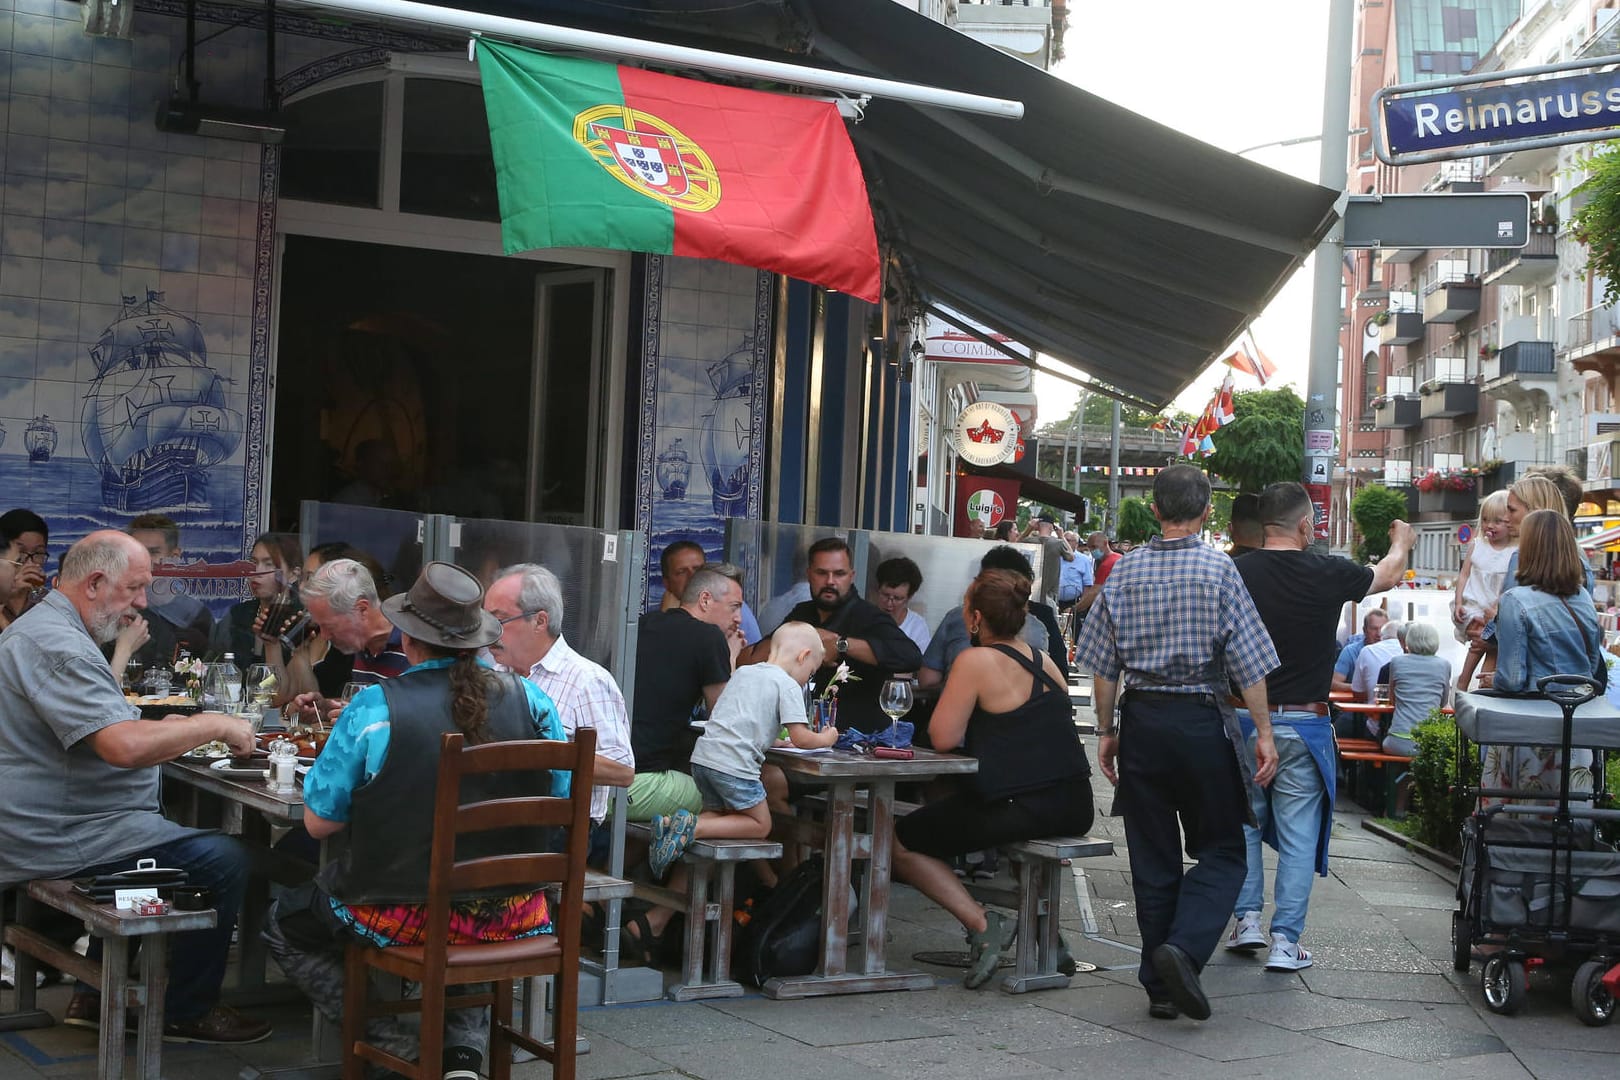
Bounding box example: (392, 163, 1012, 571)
(1170, 330, 1276, 460)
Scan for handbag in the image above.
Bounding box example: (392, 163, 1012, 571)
(72, 858, 191, 903)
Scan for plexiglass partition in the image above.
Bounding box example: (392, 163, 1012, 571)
(861, 533, 1046, 646)
(724, 521, 1044, 644)
(297, 501, 430, 597)
(445, 517, 641, 678)
(723, 521, 864, 634)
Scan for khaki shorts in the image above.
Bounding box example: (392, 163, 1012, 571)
(621, 770, 702, 821)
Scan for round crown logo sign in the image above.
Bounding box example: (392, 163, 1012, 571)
(966, 488, 1006, 528)
(573, 105, 721, 213)
(952, 402, 1020, 467)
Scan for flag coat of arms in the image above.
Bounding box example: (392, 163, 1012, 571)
(475, 39, 881, 302)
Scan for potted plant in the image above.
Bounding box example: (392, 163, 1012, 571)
(1373, 310, 1392, 326)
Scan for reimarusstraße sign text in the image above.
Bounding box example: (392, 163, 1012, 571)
(1376, 57, 1620, 163)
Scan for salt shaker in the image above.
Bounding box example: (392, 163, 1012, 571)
(268, 735, 299, 793)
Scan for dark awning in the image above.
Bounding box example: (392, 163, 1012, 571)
(789, 0, 1340, 407)
(419, 0, 1339, 407)
(974, 463, 1086, 517)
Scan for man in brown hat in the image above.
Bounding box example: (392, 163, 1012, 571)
(265, 561, 569, 1080)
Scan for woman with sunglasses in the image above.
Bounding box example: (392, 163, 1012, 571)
(0, 509, 50, 635)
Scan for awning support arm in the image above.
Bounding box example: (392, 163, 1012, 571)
(290, 0, 1025, 118)
(924, 306, 1161, 414)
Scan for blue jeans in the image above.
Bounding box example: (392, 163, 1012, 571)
(1234, 716, 1326, 943)
(74, 831, 248, 1022)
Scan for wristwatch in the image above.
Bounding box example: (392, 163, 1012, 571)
(835, 636, 849, 657)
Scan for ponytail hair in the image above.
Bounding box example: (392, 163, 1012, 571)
(415, 646, 500, 743)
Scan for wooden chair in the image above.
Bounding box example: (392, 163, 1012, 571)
(341, 728, 596, 1080)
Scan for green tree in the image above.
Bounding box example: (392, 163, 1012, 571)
(1204, 387, 1305, 493)
(1570, 141, 1620, 306)
(1350, 484, 1410, 564)
(1116, 496, 1161, 544)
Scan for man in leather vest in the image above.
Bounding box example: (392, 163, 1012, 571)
(264, 561, 567, 1080)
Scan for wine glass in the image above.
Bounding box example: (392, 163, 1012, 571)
(879, 676, 914, 737)
(246, 664, 276, 704)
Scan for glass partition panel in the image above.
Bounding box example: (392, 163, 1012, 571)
(298, 501, 427, 598)
(723, 521, 859, 635)
(1343, 586, 1467, 680)
(860, 532, 1045, 646)
(447, 517, 632, 673)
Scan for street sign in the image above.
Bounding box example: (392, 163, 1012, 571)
(1342, 193, 1529, 251)
(1374, 54, 1620, 165)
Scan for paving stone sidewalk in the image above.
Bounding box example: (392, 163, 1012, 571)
(4, 732, 1618, 1078)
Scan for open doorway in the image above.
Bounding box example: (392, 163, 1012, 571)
(270, 236, 607, 528)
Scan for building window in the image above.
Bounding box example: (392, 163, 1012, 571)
(1363, 351, 1379, 418)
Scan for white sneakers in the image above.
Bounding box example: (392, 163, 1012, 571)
(1225, 917, 1313, 970)
(1264, 932, 1313, 971)
(1225, 911, 1267, 951)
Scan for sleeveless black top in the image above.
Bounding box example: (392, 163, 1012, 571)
(963, 643, 1091, 800)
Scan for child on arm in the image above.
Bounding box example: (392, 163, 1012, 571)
(649, 622, 836, 878)
(1453, 490, 1516, 691)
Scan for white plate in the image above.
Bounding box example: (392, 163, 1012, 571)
(210, 759, 268, 779)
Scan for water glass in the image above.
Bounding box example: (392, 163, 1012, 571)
(1374, 683, 1391, 706)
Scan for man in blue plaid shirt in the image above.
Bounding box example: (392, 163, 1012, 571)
(1073, 465, 1279, 1022)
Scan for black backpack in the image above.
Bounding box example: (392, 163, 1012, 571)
(736, 856, 824, 987)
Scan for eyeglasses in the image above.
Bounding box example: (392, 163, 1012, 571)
(495, 610, 540, 626)
(8, 551, 48, 566)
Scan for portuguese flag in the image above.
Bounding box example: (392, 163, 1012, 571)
(476, 39, 881, 302)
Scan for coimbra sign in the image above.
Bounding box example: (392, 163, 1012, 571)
(1375, 55, 1620, 165)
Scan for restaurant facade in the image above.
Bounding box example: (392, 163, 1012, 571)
(1, 0, 1336, 610)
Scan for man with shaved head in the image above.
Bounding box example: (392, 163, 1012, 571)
(0, 531, 271, 1043)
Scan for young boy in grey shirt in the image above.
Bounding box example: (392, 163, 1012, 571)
(650, 622, 836, 877)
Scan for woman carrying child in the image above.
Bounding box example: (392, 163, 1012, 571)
(889, 568, 1095, 989)
(1452, 491, 1515, 692)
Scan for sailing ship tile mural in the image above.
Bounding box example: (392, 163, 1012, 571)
(637, 255, 771, 607)
(0, 0, 270, 607)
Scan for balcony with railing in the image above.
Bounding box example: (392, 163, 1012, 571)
(1422, 276, 1481, 323)
(1378, 310, 1424, 346)
(1372, 375, 1420, 429)
(1566, 305, 1620, 375)
(1419, 356, 1477, 419)
(1481, 224, 1558, 286)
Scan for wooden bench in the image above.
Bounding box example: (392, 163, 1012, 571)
(0, 880, 216, 1080)
(1339, 749, 1414, 817)
(965, 836, 1115, 993)
(624, 824, 782, 1000)
(795, 795, 1113, 992)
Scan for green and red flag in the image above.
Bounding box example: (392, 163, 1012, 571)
(475, 38, 881, 302)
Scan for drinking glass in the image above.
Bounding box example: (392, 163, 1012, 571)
(341, 680, 366, 704)
(879, 677, 914, 731)
(245, 664, 277, 707)
(1373, 682, 1391, 706)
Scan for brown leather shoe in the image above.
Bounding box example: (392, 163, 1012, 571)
(162, 1005, 272, 1044)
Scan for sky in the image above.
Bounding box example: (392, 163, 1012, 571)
(1037, 0, 1334, 420)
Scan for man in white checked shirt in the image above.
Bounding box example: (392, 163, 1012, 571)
(485, 563, 635, 863)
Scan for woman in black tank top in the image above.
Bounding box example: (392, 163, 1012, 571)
(892, 570, 1094, 988)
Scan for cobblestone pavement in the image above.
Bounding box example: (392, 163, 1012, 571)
(5, 727, 1618, 1078)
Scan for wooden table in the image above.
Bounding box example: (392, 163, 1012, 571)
(1335, 700, 1394, 739)
(1328, 690, 1354, 703)
(762, 747, 977, 998)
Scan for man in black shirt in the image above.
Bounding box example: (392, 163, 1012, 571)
(1228, 482, 1414, 972)
(627, 565, 740, 822)
(739, 537, 922, 733)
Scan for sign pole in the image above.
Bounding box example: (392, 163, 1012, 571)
(1108, 399, 1121, 534)
(1305, 0, 1355, 551)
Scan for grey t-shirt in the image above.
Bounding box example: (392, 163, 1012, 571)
(1388, 652, 1452, 742)
(0, 591, 193, 886)
(690, 663, 808, 781)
